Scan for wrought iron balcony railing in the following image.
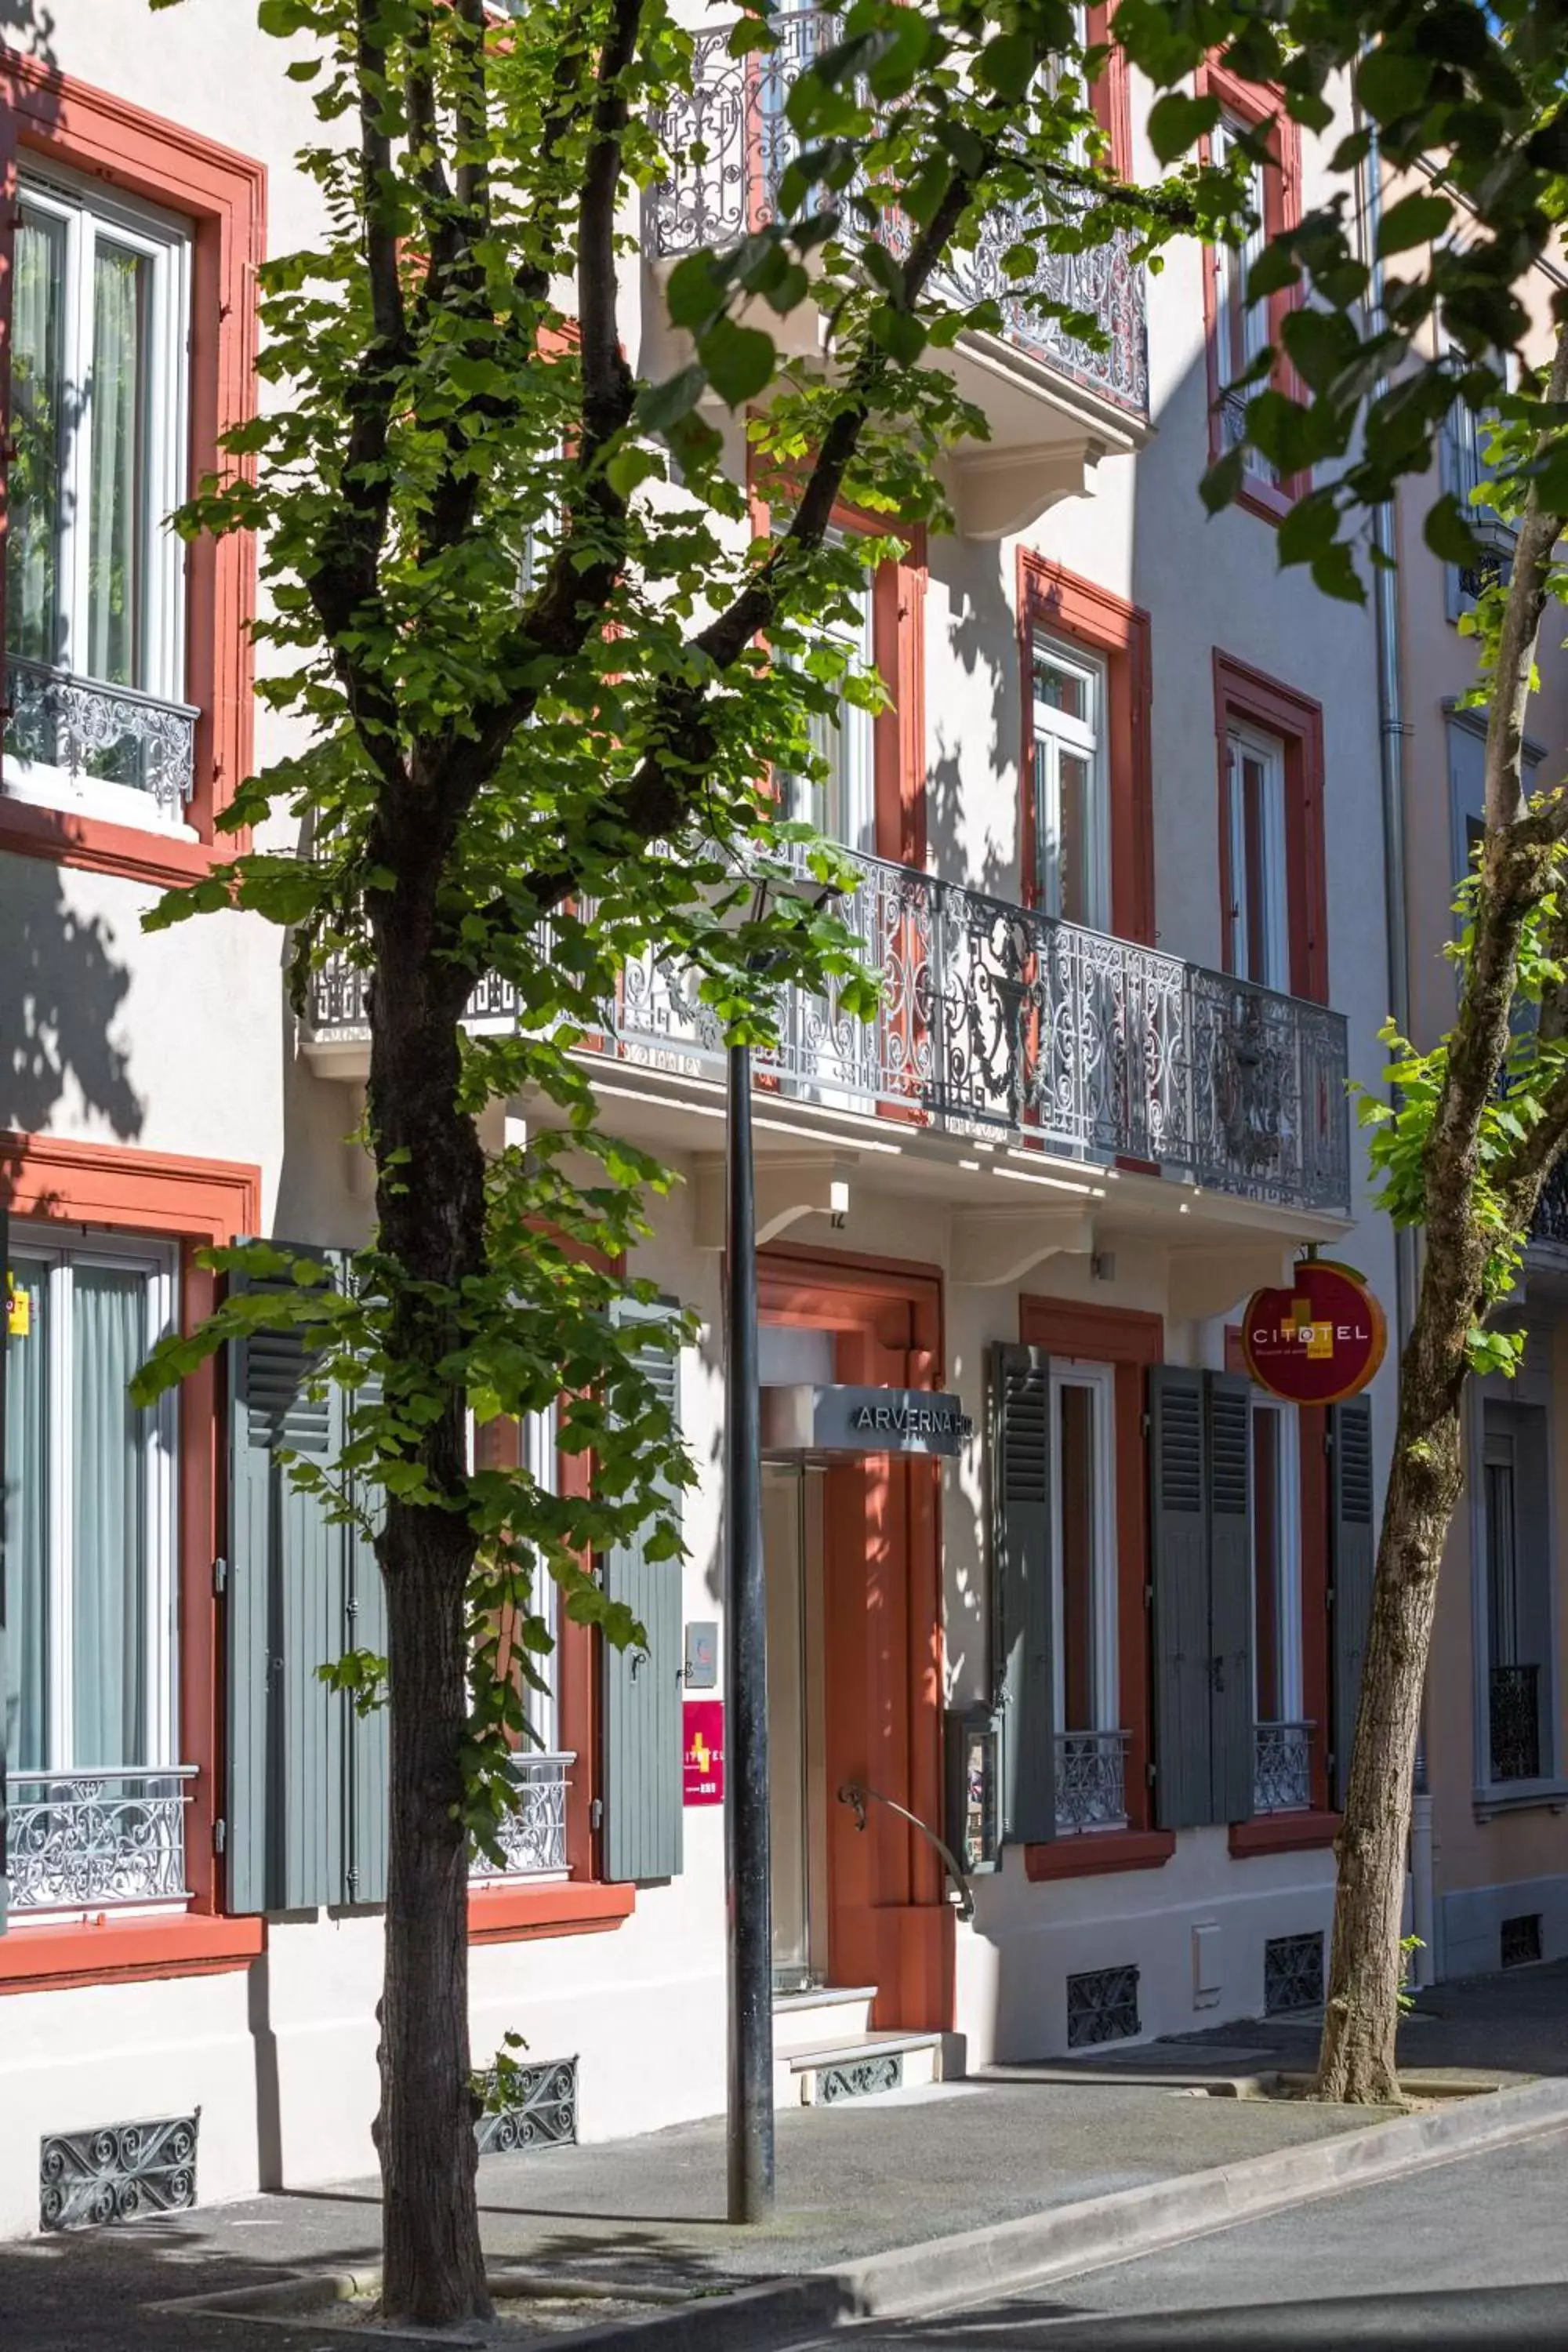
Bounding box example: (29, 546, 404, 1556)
(5, 1767, 197, 1914)
(1253, 1720, 1312, 1815)
(469, 1751, 572, 1880)
(1054, 1729, 1129, 1834)
(309, 847, 1352, 1216)
(1489, 1664, 1541, 1784)
(1532, 1161, 1568, 1250)
(648, 9, 1149, 419)
(4, 658, 199, 815)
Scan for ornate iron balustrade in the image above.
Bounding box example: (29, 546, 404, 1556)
(1054, 1729, 1128, 1834)
(4, 658, 198, 815)
(648, 10, 1149, 417)
(1489, 1665, 1541, 1784)
(1253, 1721, 1312, 1815)
(470, 1752, 573, 1880)
(307, 845, 1352, 1216)
(5, 1768, 196, 1913)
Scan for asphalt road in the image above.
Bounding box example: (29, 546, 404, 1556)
(829, 2124, 1568, 2350)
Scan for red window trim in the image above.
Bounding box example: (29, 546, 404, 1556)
(1018, 554, 1154, 946)
(1018, 1297, 1163, 1877)
(1085, 6, 1134, 180)
(1196, 60, 1305, 524)
(0, 1132, 262, 1987)
(468, 1882, 634, 1944)
(0, 53, 264, 886)
(1212, 651, 1328, 1004)
(746, 453, 927, 869)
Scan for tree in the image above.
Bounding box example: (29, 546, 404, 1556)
(128, 0, 1568, 2326)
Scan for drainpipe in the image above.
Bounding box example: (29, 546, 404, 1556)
(1360, 107, 1436, 1989)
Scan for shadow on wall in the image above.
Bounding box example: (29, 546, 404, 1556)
(2, 855, 143, 1145)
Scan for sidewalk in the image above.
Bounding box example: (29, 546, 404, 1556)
(6, 1964, 1568, 2352)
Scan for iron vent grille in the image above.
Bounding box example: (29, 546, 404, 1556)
(41, 2114, 198, 2231)
(1264, 1932, 1325, 2015)
(1066, 1964, 1141, 2049)
(1501, 1913, 1544, 1969)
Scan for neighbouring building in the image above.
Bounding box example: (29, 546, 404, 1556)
(0, 2, 1441, 2242)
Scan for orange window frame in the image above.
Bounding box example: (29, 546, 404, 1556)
(1018, 553, 1154, 947)
(1196, 60, 1306, 523)
(1212, 650, 1328, 1005)
(0, 53, 264, 887)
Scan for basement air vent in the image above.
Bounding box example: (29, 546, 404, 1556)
(1501, 1914, 1544, 1969)
(1264, 1933, 1325, 2015)
(41, 2115, 198, 2232)
(1066, 1964, 1141, 2049)
(474, 2056, 578, 2154)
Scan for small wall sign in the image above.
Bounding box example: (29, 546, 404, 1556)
(1242, 1261, 1386, 1406)
(683, 1700, 725, 1806)
(760, 1383, 975, 1457)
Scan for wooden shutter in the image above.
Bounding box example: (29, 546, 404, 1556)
(1207, 1373, 1255, 1825)
(1149, 1366, 1212, 1829)
(601, 1301, 684, 1883)
(226, 1248, 388, 1912)
(1329, 1395, 1376, 1809)
(989, 1343, 1054, 1844)
(1, 1204, 9, 1934)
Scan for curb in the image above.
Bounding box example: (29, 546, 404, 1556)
(151, 2072, 1568, 2349)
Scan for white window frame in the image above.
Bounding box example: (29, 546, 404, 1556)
(1212, 115, 1271, 474)
(1049, 1359, 1120, 1735)
(1225, 717, 1290, 993)
(6, 159, 193, 835)
(1249, 1396, 1303, 1723)
(464, 1398, 561, 1755)
(783, 534, 877, 857)
(7, 1221, 180, 1773)
(1032, 633, 1109, 930)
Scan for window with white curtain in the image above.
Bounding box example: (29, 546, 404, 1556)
(1250, 1397, 1302, 1726)
(3, 1228, 179, 1775)
(4, 162, 192, 827)
(781, 549, 877, 855)
(1050, 1360, 1120, 1736)
(1033, 636, 1109, 928)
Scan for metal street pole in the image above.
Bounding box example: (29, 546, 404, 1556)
(724, 1035, 775, 2223)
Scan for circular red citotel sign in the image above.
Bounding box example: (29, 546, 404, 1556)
(1241, 1261, 1387, 1407)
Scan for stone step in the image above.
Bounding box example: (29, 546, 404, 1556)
(771, 1984, 878, 2053)
(772, 2029, 942, 2110)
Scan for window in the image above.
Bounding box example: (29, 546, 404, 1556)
(1224, 719, 1290, 992)
(1051, 1362, 1119, 1737)
(1250, 1397, 1310, 1814)
(782, 557, 877, 855)
(1033, 637, 1109, 927)
(1479, 1400, 1552, 1786)
(4, 162, 193, 832)
(1441, 360, 1516, 624)
(5, 1229, 180, 1778)
(1212, 115, 1270, 469)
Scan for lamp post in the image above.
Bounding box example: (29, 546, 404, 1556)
(724, 1024, 773, 2224)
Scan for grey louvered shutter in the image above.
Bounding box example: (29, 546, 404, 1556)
(1330, 1396, 1376, 1809)
(989, 1343, 1054, 1843)
(344, 1358, 389, 1907)
(1, 1205, 9, 1933)
(227, 1251, 349, 1914)
(1149, 1366, 1212, 1829)
(1207, 1373, 1255, 1824)
(602, 1301, 684, 1883)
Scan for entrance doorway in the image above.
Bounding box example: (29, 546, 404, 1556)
(762, 1462, 829, 1991)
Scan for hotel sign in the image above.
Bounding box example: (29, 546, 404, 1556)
(1242, 1261, 1386, 1407)
(760, 1384, 975, 1457)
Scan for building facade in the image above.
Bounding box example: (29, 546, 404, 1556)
(0, 3, 1415, 2241)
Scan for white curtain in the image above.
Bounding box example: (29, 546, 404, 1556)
(6, 209, 64, 667)
(4, 1260, 51, 1771)
(71, 1265, 150, 1767)
(86, 241, 146, 689)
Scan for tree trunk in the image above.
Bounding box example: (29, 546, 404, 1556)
(1317, 1361, 1465, 2102)
(368, 908, 492, 2326)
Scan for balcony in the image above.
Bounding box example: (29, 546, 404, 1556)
(5, 1767, 197, 1915)
(3, 658, 198, 817)
(469, 1753, 572, 1881)
(308, 848, 1351, 1222)
(646, 9, 1149, 535)
(1054, 1730, 1129, 1835)
(1253, 1721, 1312, 1816)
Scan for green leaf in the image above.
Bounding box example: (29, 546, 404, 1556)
(1246, 242, 1301, 301)
(869, 308, 927, 365)
(1423, 492, 1483, 564)
(635, 365, 706, 434)
(1311, 542, 1366, 604)
(1146, 89, 1220, 165)
(1377, 191, 1454, 259)
(605, 447, 662, 501)
(1200, 443, 1246, 516)
(666, 253, 726, 332)
(1357, 46, 1433, 127)
(697, 319, 777, 408)
(256, 0, 312, 31)
(975, 31, 1035, 101)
